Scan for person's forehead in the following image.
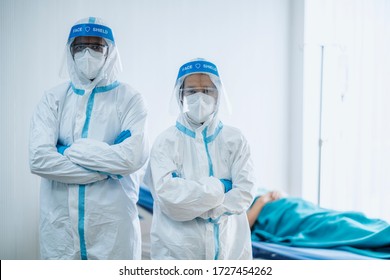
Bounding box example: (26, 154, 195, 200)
(184, 74, 214, 86)
(72, 36, 106, 44)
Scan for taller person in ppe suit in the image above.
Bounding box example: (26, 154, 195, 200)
(144, 58, 256, 259)
(29, 17, 148, 259)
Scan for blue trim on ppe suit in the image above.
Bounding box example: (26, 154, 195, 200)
(175, 120, 224, 259)
(77, 81, 121, 260)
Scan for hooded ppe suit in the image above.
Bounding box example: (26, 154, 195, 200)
(29, 17, 148, 259)
(144, 59, 256, 259)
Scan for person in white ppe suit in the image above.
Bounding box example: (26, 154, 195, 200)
(29, 17, 148, 260)
(144, 58, 256, 259)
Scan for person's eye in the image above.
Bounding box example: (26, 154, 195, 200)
(74, 45, 83, 52)
(184, 89, 195, 95)
(205, 88, 217, 95)
(91, 45, 102, 52)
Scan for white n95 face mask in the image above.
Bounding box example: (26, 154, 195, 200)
(74, 48, 106, 80)
(184, 92, 216, 123)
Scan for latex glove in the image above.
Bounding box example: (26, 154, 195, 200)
(114, 130, 131, 144)
(171, 170, 182, 178)
(56, 144, 70, 155)
(220, 179, 232, 193)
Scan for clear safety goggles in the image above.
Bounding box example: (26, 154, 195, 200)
(70, 43, 108, 57)
(180, 87, 218, 97)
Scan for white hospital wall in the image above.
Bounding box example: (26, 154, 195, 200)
(0, 0, 292, 259)
(287, 0, 304, 197)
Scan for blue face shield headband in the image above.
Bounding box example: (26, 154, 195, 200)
(68, 23, 115, 44)
(176, 60, 219, 81)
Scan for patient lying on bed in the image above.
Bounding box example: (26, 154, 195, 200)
(247, 191, 390, 259)
(247, 191, 285, 228)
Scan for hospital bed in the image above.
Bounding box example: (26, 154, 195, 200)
(137, 186, 378, 260)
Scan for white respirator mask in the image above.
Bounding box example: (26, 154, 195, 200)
(183, 92, 216, 124)
(74, 48, 106, 80)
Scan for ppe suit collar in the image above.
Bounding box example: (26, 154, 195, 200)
(71, 80, 120, 95)
(176, 114, 223, 141)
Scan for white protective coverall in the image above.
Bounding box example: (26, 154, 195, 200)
(29, 17, 148, 259)
(145, 59, 256, 259)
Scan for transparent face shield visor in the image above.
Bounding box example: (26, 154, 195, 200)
(59, 21, 123, 82)
(179, 84, 219, 124)
(169, 70, 232, 117)
(180, 86, 219, 112)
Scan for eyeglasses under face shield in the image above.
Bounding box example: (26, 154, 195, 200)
(180, 87, 218, 96)
(70, 43, 108, 57)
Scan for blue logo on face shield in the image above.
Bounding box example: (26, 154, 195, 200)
(177, 60, 219, 80)
(68, 23, 114, 43)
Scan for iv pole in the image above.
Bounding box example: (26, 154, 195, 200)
(317, 45, 325, 206)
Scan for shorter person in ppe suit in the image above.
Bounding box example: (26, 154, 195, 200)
(144, 58, 256, 259)
(29, 17, 148, 259)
